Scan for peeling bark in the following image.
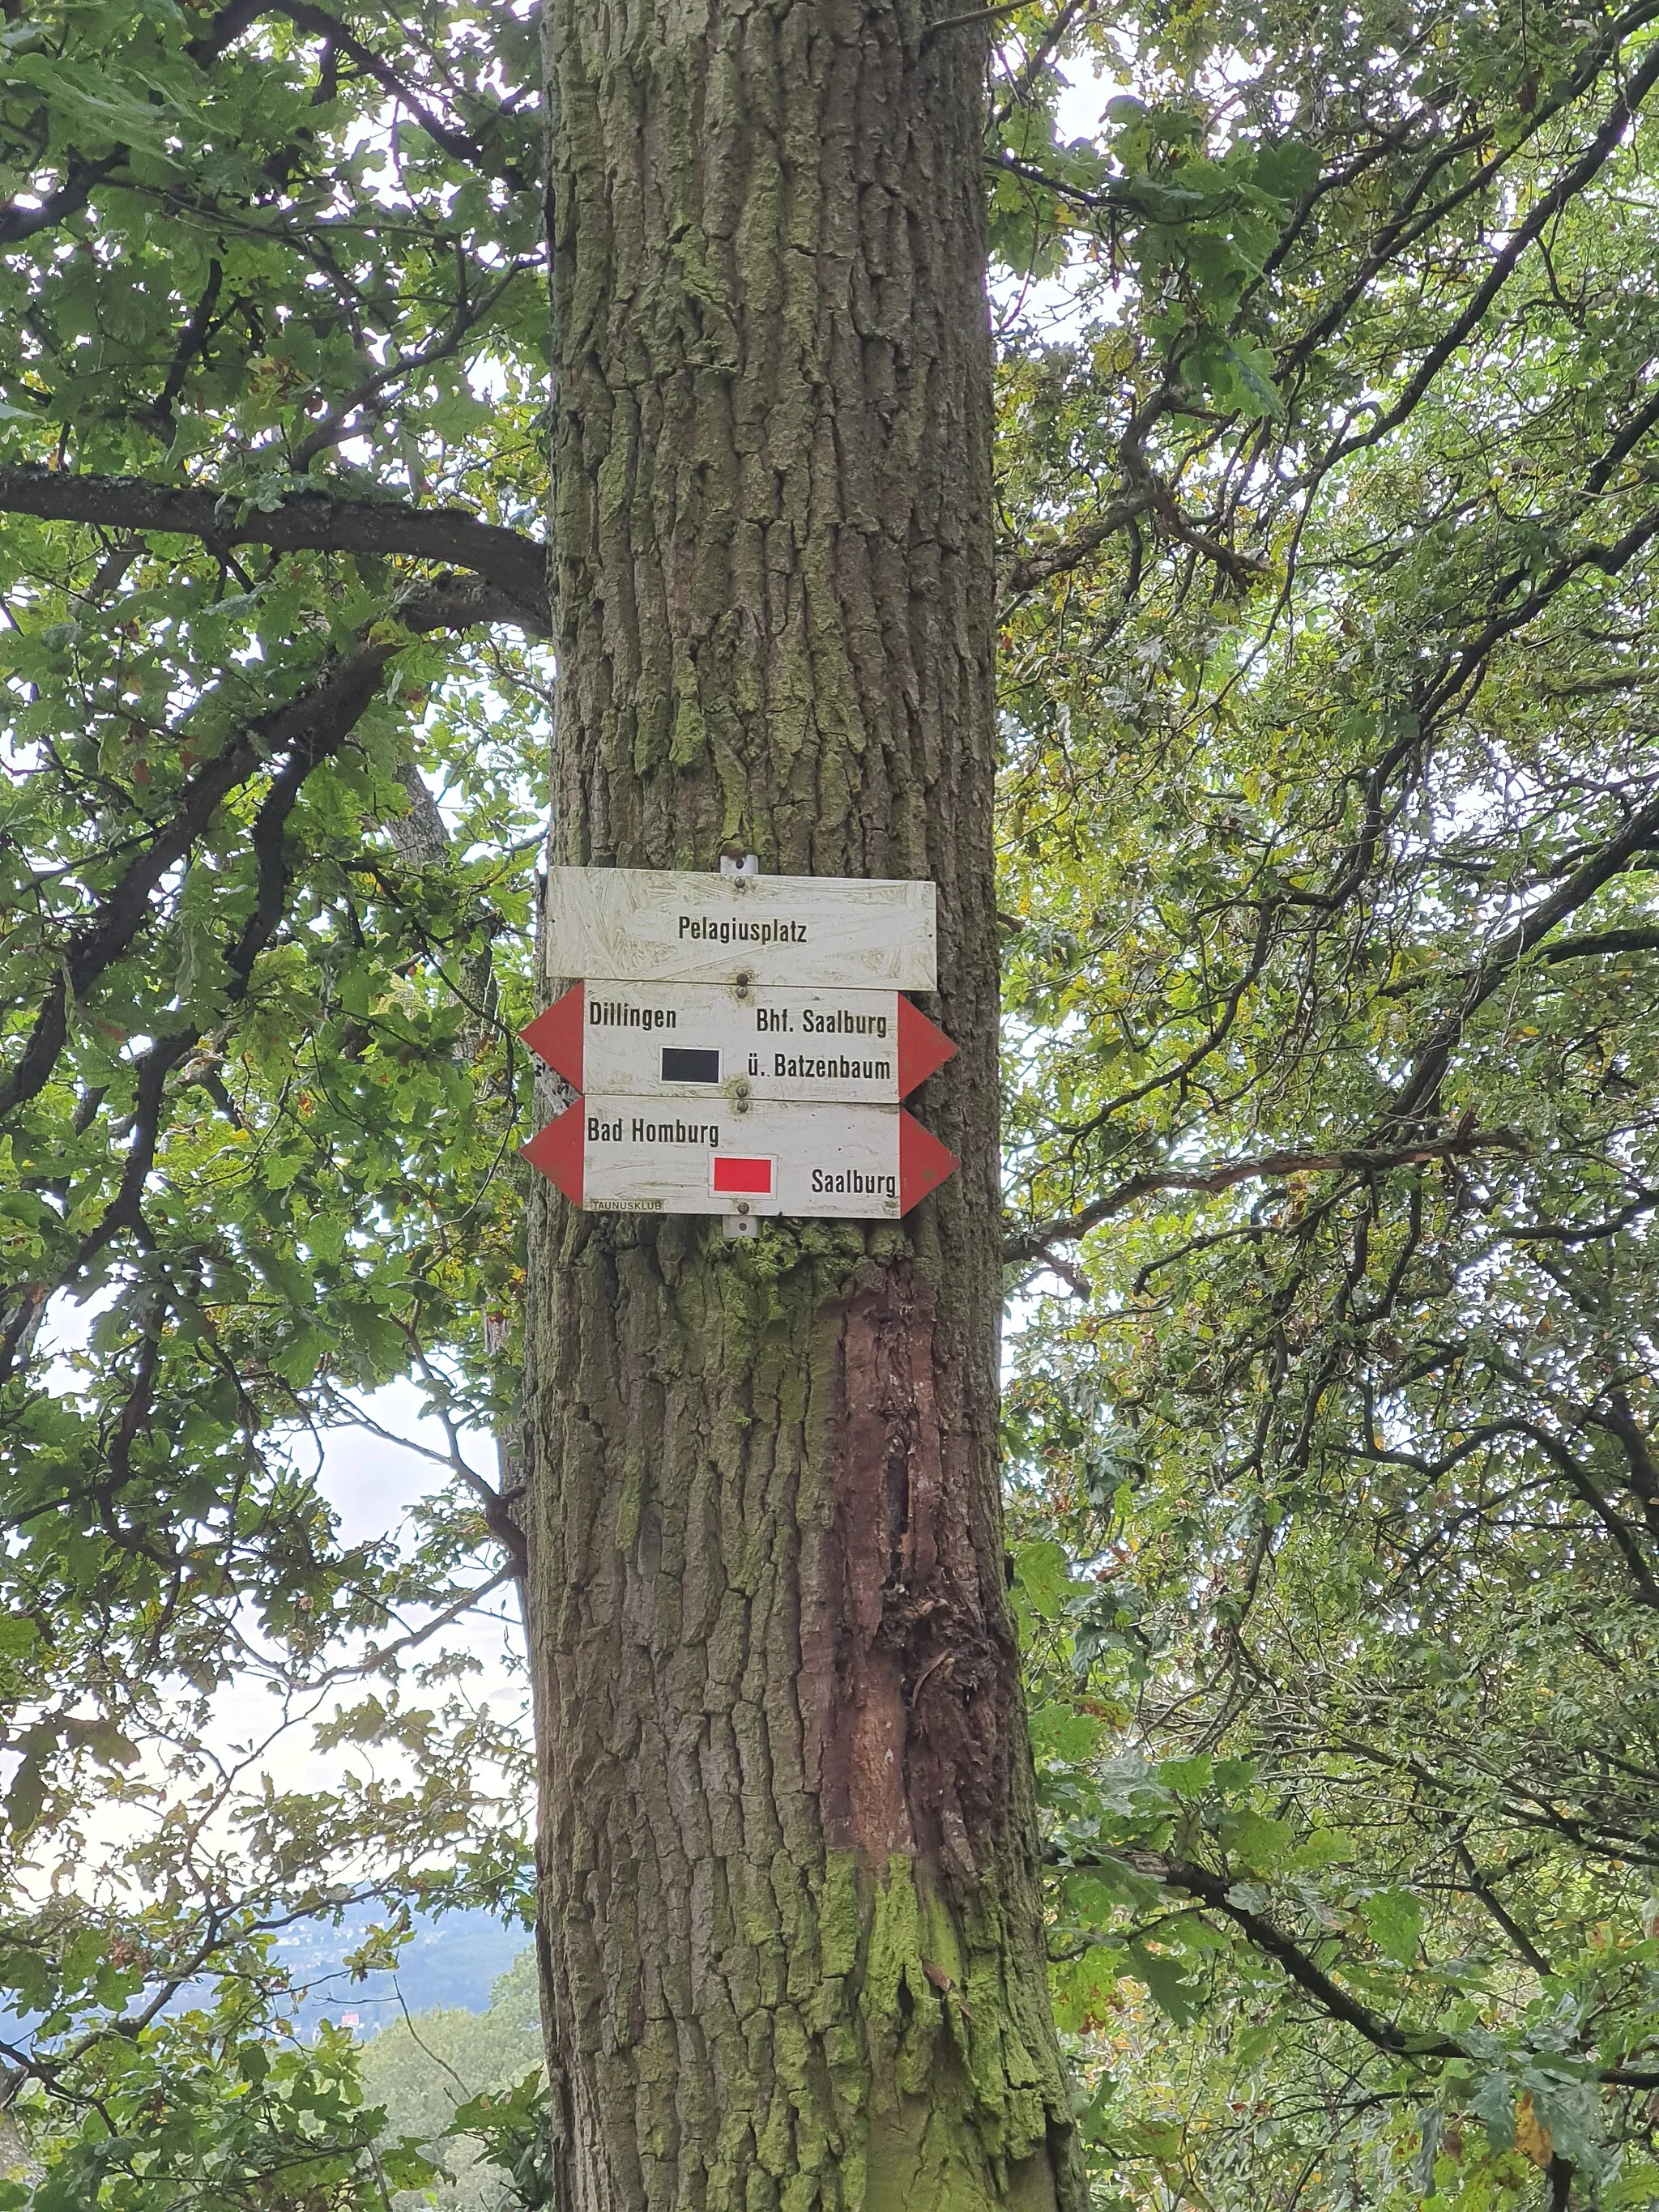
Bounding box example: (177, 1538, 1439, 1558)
(523, 0, 1081, 2203)
(807, 1276, 1017, 1874)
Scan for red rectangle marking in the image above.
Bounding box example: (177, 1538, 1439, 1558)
(712, 1155, 774, 1196)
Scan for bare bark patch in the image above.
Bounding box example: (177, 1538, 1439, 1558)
(808, 1272, 1017, 1877)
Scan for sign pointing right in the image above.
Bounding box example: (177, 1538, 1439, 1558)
(522, 985, 955, 1105)
(521, 867, 961, 1221)
(522, 1096, 958, 1217)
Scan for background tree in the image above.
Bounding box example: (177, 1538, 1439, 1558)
(991, 4, 1659, 2206)
(356, 1948, 542, 2212)
(0, 0, 551, 2180)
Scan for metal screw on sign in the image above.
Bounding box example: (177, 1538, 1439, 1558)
(722, 855, 760, 1234)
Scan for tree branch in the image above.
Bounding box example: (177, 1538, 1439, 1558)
(1004, 1124, 1523, 1263)
(1320, 31, 1659, 476)
(0, 573, 515, 1133)
(2, 612, 409, 1370)
(0, 466, 549, 633)
(0, 151, 125, 244)
(1452, 1840, 1554, 1980)
(1510, 1421, 1659, 1610)
(1537, 927, 1659, 963)
(1052, 1849, 1659, 2087)
(1388, 786, 1659, 1125)
(1000, 492, 1155, 596)
(186, 2, 529, 184)
(1274, 2, 1659, 386)
(1154, 1855, 1454, 2060)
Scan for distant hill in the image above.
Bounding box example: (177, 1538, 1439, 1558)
(277, 1906, 528, 2039)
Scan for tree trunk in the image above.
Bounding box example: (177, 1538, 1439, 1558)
(523, 2, 1081, 2205)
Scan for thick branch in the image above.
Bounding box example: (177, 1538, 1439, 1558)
(1389, 787, 1659, 1124)
(0, 466, 549, 633)
(0, 573, 510, 1131)
(1321, 32, 1659, 475)
(1452, 1842, 1554, 1980)
(1053, 1850, 1659, 2087)
(1421, 504, 1659, 727)
(1537, 927, 1659, 963)
(0, 152, 125, 244)
(1277, 2, 1659, 385)
(1005, 1124, 1522, 1263)
(1000, 492, 1154, 596)
(1155, 1856, 1453, 2060)
(187, 2, 528, 185)
(1509, 1421, 1659, 1610)
(0, 580, 464, 1375)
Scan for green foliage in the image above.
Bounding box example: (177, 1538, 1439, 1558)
(3, 1942, 439, 2211)
(0, 0, 544, 2188)
(992, 2, 1659, 2204)
(356, 1949, 544, 2211)
(444, 2074, 554, 2212)
(11, 0, 1659, 2206)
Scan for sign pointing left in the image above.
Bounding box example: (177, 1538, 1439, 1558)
(521, 865, 962, 1221)
(522, 1096, 958, 1218)
(522, 983, 955, 1105)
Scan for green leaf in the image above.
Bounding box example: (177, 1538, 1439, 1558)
(1013, 1538, 1073, 1621)
(1471, 2067, 1518, 2153)
(1030, 1699, 1107, 1766)
(1356, 1890, 1423, 1967)
(1157, 1755, 1213, 1800)
(4, 1756, 45, 1839)
(1220, 1809, 1293, 1873)
(1129, 1943, 1206, 2027)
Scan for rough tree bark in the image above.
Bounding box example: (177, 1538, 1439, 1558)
(522, 1, 1082, 2205)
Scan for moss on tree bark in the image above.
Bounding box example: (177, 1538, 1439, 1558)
(524, 1, 1082, 2203)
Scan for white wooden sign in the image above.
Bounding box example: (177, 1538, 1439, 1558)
(522, 1096, 958, 1218)
(544, 867, 936, 991)
(521, 982, 955, 1106)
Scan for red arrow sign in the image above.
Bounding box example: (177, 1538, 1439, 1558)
(521, 985, 585, 1090)
(521, 1096, 584, 1204)
(895, 995, 955, 1096)
(898, 1110, 958, 1211)
(521, 1097, 956, 1217)
(522, 984, 953, 1102)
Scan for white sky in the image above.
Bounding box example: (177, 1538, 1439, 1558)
(34, 1298, 527, 1877)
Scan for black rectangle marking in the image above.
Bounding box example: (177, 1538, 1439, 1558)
(661, 1046, 722, 1084)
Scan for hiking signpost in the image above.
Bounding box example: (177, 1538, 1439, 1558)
(520, 866, 959, 1226)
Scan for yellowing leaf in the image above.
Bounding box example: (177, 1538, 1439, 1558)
(1516, 2092, 1553, 2170)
